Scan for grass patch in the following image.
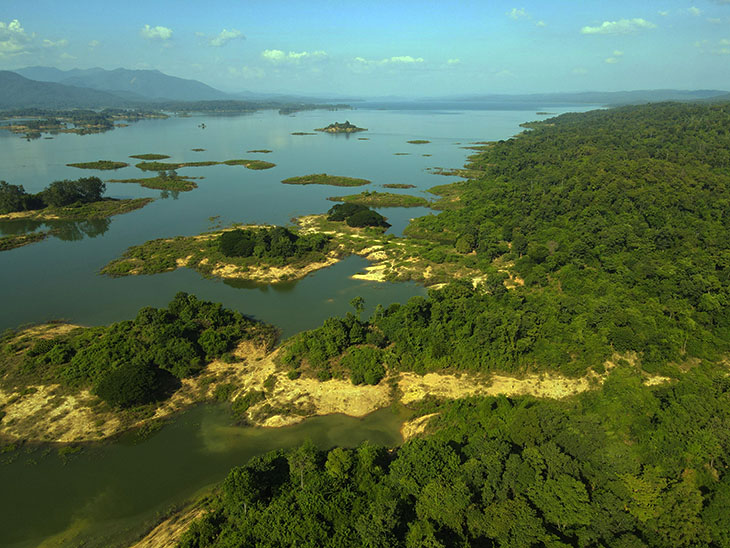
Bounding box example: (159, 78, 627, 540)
(327, 191, 429, 208)
(281, 173, 371, 187)
(247, 149, 272, 153)
(135, 159, 276, 172)
(407, 140, 430, 144)
(382, 183, 416, 189)
(108, 175, 197, 192)
(0, 198, 153, 222)
(0, 231, 51, 252)
(67, 161, 128, 170)
(129, 154, 170, 160)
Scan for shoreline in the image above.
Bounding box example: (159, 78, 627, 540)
(0, 323, 671, 445)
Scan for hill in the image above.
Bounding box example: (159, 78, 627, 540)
(0, 71, 126, 109)
(15, 66, 230, 102)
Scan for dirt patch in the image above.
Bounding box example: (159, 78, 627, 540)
(130, 503, 207, 548)
(210, 253, 341, 283)
(401, 412, 439, 441)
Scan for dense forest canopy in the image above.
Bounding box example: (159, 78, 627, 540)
(178, 102, 730, 547)
(0, 177, 106, 213)
(2, 293, 277, 408)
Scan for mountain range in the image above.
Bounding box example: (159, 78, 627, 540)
(0, 66, 728, 110)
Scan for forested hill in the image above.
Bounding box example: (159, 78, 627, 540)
(176, 102, 730, 548)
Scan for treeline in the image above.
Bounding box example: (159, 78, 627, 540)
(327, 202, 390, 228)
(4, 293, 278, 408)
(219, 227, 331, 261)
(178, 363, 730, 547)
(0, 177, 105, 213)
(397, 102, 730, 374)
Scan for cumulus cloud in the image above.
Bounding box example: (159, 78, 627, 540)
(354, 55, 424, 66)
(141, 24, 173, 41)
(88, 40, 100, 48)
(581, 18, 656, 35)
(605, 50, 624, 64)
(262, 49, 327, 62)
(536, 20, 547, 27)
(689, 6, 702, 16)
(447, 58, 461, 65)
(0, 19, 33, 57)
(42, 38, 68, 48)
(60, 52, 76, 60)
(209, 28, 244, 47)
(572, 67, 588, 75)
(507, 7, 528, 20)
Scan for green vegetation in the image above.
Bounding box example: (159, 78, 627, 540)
(108, 170, 198, 192)
(315, 121, 367, 133)
(218, 226, 331, 261)
(382, 183, 416, 189)
(129, 154, 171, 160)
(0, 177, 150, 221)
(328, 190, 429, 208)
(66, 160, 129, 170)
(246, 149, 272, 153)
(192, 148, 206, 152)
(0, 231, 51, 251)
(407, 139, 431, 144)
(0, 293, 277, 409)
(326, 203, 390, 229)
(102, 224, 336, 281)
(135, 159, 275, 171)
(281, 173, 371, 187)
(291, 132, 317, 136)
(179, 362, 730, 548)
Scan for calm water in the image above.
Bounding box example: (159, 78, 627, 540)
(0, 104, 595, 546)
(0, 405, 406, 548)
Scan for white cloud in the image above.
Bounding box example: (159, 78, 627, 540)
(262, 49, 327, 63)
(88, 39, 100, 48)
(42, 38, 68, 48)
(209, 28, 244, 47)
(507, 7, 528, 20)
(353, 55, 424, 66)
(658, 11, 669, 16)
(581, 18, 656, 35)
(536, 20, 547, 27)
(605, 50, 624, 64)
(689, 6, 702, 16)
(447, 58, 461, 65)
(572, 67, 588, 75)
(0, 19, 33, 57)
(60, 52, 76, 60)
(141, 24, 173, 41)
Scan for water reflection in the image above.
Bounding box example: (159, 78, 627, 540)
(0, 217, 110, 241)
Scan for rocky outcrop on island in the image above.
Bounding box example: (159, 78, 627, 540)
(315, 120, 367, 133)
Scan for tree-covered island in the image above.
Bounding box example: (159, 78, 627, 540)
(315, 120, 367, 133)
(0, 177, 152, 251)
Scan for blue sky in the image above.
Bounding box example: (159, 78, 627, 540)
(1, 0, 730, 96)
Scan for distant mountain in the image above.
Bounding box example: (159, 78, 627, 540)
(15, 66, 230, 102)
(0, 71, 127, 109)
(439, 90, 729, 105)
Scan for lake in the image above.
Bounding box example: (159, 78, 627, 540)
(0, 103, 595, 546)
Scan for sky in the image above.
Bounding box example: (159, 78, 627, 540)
(1, 0, 730, 96)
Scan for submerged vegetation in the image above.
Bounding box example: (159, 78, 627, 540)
(281, 173, 371, 187)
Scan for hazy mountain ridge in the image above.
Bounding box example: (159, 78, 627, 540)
(0, 71, 127, 109)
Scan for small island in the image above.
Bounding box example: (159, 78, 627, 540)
(407, 139, 430, 144)
(108, 170, 199, 192)
(129, 153, 171, 160)
(135, 159, 275, 171)
(327, 190, 429, 208)
(102, 224, 342, 284)
(0, 177, 152, 251)
(382, 183, 416, 189)
(66, 160, 129, 170)
(315, 121, 367, 133)
(281, 173, 371, 187)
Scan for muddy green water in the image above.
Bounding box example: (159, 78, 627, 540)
(0, 104, 595, 546)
